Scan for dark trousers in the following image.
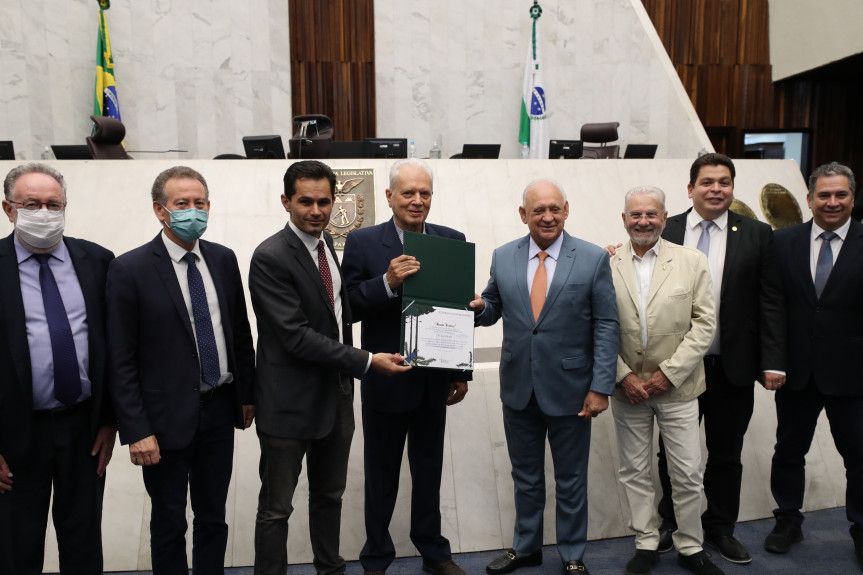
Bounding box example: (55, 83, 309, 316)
(141, 385, 235, 575)
(0, 402, 105, 575)
(360, 401, 450, 571)
(503, 394, 591, 562)
(254, 391, 354, 575)
(770, 380, 863, 537)
(657, 359, 754, 536)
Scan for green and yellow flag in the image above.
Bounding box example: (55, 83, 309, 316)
(94, 0, 121, 120)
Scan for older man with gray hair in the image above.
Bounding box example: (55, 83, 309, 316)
(471, 178, 619, 575)
(609, 186, 720, 575)
(0, 163, 116, 575)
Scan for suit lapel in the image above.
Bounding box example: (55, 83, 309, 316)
(662, 210, 688, 245)
(0, 234, 32, 400)
(647, 240, 674, 306)
(539, 234, 575, 325)
(720, 210, 745, 298)
(612, 243, 641, 312)
(791, 221, 817, 303)
(513, 236, 533, 323)
(284, 225, 335, 317)
(199, 241, 233, 346)
(822, 219, 863, 299)
(151, 235, 196, 343)
(65, 237, 100, 330)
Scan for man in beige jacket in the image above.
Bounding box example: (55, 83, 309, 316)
(610, 186, 719, 575)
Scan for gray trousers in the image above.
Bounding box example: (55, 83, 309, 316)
(254, 391, 354, 575)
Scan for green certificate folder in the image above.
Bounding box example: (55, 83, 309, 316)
(400, 231, 475, 371)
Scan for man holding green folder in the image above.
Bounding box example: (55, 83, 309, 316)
(343, 158, 470, 575)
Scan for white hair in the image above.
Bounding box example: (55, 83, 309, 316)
(522, 178, 567, 208)
(623, 185, 666, 211)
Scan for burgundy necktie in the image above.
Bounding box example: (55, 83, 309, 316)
(318, 240, 334, 309)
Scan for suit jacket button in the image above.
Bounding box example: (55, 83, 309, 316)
(532, 329, 538, 335)
(192, 387, 199, 391)
(636, 349, 643, 355)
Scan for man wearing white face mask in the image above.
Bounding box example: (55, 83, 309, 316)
(0, 163, 116, 575)
(106, 166, 256, 574)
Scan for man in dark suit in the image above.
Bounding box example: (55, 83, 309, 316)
(250, 160, 408, 575)
(766, 162, 863, 569)
(655, 153, 786, 564)
(342, 158, 470, 575)
(0, 163, 116, 575)
(471, 179, 619, 575)
(107, 166, 256, 574)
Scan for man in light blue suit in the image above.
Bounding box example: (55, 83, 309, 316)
(471, 179, 619, 575)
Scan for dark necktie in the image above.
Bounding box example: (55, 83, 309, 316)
(696, 220, 713, 256)
(182, 252, 220, 388)
(814, 231, 838, 298)
(34, 254, 82, 405)
(318, 240, 334, 309)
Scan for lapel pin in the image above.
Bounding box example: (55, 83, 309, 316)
(732, 226, 738, 231)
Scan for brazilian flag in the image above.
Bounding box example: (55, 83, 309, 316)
(94, 0, 121, 120)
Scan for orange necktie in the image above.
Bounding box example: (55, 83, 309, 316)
(530, 251, 548, 321)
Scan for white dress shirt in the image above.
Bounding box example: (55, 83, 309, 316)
(527, 232, 564, 295)
(161, 232, 232, 387)
(629, 239, 660, 349)
(683, 210, 727, 356)
(809, 218, 850, 281)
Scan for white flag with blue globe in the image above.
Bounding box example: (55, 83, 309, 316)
(520, 3, 548, 159)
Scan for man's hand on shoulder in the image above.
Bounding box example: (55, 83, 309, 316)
(129, 434, 161, 466)
(385, 255, 420, 290)
(578, 391, 609, 420)
(91, 425, 117, 477)
(620, 373, 650, 405)
(447, 381, 468, 405)
(371, 353, 412, 375)
(0, 453, 13, 493)
(644, 369, 672, 397)
(604, 243, 623, 257)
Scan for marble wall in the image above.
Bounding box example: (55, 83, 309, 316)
(0, 158, 842, 572)
(373, 0, 710, 159)
(0, 0, 294, 161)
(0, 0, 709, 161)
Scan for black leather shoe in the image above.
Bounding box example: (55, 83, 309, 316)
(704, 534, 751, 564)
(485, 550, 542, 574)
(764, 517, 803, 554)
(562, 559, 589, 574)
(625, 549, 659, 575)
(423, 559, 465, 575)
(676, 551, 724, 575)
(658, 528, 674, 553)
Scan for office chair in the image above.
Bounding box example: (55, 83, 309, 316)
(86, 115, 132, 159)
(580, 122, 620, 159)
(288, 114, 334, 159)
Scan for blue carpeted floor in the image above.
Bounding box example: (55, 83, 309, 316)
(111, 506, 860, 574)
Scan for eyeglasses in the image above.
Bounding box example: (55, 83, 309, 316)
(9, 200, 67, 211)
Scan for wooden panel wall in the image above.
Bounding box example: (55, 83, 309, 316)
(289, 0, 376, 141)
(641, 0, 863, 182)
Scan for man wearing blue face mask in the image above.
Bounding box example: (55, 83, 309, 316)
(106, 165, 256, 574)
